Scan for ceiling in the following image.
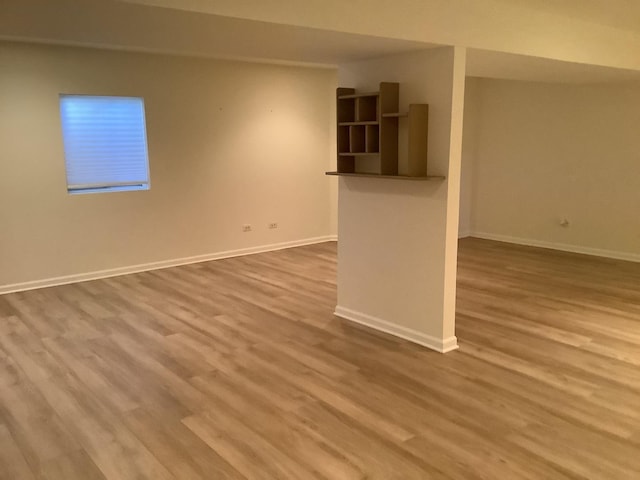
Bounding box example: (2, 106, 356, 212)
(466, 49, 640, 84)
(493, 0, 640, 34)
(2, 0, 640, 84)
(0, 0, 433, 66)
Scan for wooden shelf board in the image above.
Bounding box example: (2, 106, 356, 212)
(338, 92, 379, 99)
(338, 152, 380, 157)
(338, 121, 379, 126)
(325, 172, 445, 181)
(382, 112, 408, 118)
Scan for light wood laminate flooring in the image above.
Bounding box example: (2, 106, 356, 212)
(0, 238, 639, 479)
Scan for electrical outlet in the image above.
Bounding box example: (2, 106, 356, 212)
(242, 224, 252, 232)
(268, 223, 278, 229)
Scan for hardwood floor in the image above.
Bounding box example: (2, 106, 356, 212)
(0, 238, 639, 479)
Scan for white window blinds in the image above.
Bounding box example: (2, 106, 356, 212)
(59, 95, 150, 193)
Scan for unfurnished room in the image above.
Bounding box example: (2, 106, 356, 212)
(1, 1, 640, 479)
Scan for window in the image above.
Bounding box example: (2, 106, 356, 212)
(59, 95, 150, 194)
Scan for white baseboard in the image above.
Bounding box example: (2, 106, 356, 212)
(0, 236, 338, 295)
(334, 306, 458, 354)
(458, 229, 472, 239)
(471, 231, 640, 263)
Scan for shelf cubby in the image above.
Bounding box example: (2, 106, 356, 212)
(365, 125, 379, 153)
(337, 88, 356, 123)
(337, 156, 355, 174)
(349, 125, 366, 153)
(356, 95, 378, 122)
(337, 125, 350, 154)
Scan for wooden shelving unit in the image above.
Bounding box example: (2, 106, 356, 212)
(330, 82, 441, 180)
(335, 83, 398, 175)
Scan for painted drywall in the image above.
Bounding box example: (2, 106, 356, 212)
(334, 47, 466, 352)
(458, 79, 480, 238)
(121, 0, 640, 72)
(466, 77, 640, 259)
(0, 41, 337, 289)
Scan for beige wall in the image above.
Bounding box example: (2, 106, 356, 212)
(334, 47, 466, 352)
(0, 42, 337, 290)
(465, 77, 640, 260)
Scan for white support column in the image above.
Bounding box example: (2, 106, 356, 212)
(442, 46, 467, 341)
(334, 46, 466, 353)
